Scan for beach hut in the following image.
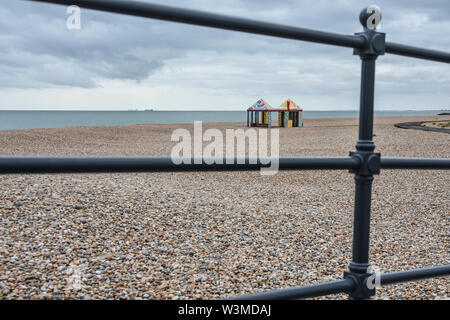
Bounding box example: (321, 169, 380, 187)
(277, 99, 303, 128)
(247, 99, 274, 128)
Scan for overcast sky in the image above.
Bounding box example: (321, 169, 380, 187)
(0, 0, 449, 110)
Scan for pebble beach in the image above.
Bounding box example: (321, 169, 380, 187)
(0, 115, 448, 300)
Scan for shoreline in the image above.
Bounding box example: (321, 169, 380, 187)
(0, 115, 447, 132)
(0, 110, 446, 131)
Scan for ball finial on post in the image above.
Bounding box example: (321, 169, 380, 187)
(354, 5, 385, 58)
(359, 5, 382, 30)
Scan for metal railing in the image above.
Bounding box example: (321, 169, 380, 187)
(6, 0, 450, 299)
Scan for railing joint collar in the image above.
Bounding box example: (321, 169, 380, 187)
(344, 270, 376, 300)
(350, 151, 380, 175)
(354, 31, 385, 58)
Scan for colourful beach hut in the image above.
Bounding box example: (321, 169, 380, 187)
(247, 99, 274, 128)
(277, 99, 303, 128)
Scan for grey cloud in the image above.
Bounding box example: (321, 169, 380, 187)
(0, 0, 448, 110)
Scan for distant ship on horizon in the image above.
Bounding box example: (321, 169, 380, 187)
(127, 108, 155, 111)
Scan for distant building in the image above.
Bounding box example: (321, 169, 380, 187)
(247, 98, 303, 128)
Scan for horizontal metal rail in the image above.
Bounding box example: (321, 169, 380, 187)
(381, 157, 450, 169)
(1, 156, 449, 174)
(229, 278, 355, 300)
(27, 0, 450, 63)
(27, 0, 364, 49)
(231, 265, 450, 300)
(380, 265, 450, 286)
(0, 156, 360, 174)
(385, 42, 450, 64)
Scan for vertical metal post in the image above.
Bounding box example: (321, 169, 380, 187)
(247, 110, 249, 127)
(351, 57, 376, 270)
(356, 58, 376, 152)
(344, 6, 385, 299)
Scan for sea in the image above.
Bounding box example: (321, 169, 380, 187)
(0, 110, 446, 130)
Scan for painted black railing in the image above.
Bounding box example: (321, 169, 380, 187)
(7, 0, 450, 299)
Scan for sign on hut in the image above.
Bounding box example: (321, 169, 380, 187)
(247, 98, 303, 128)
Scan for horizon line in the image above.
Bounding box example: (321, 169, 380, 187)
(0, 108, 448, 112)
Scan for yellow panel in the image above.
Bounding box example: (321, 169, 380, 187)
(262, 112, 267, 124)
(288, 120, 293, 128)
